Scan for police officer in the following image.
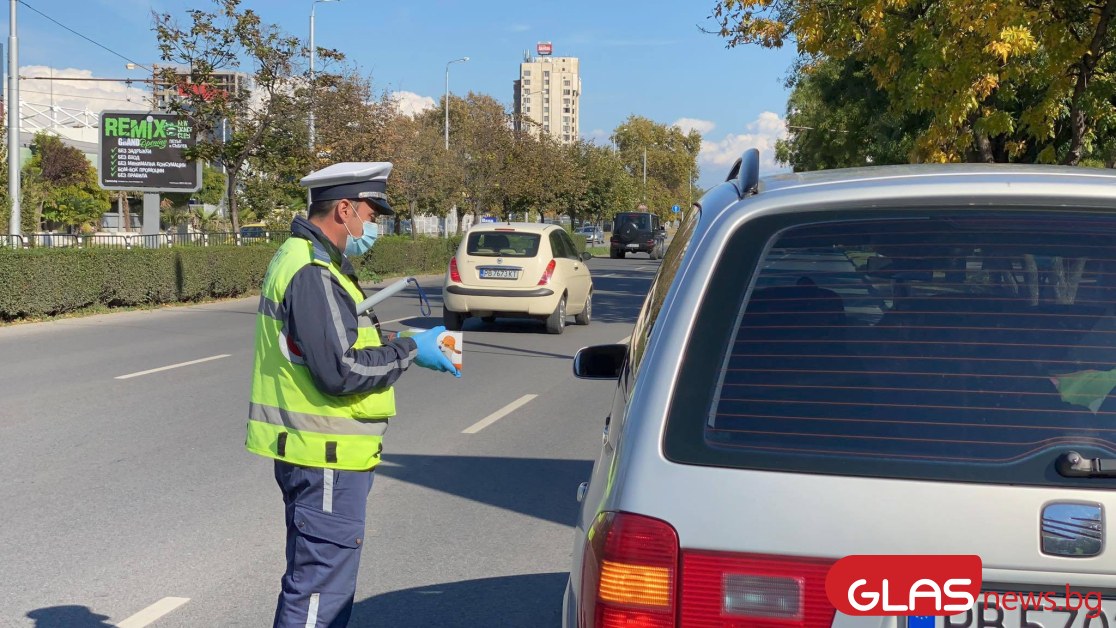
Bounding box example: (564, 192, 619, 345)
(246, 162, 459, 628)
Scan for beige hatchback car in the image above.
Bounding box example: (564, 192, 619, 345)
(442, 223, 593, 334)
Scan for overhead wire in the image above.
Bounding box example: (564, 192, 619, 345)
(17, 88, 145, 105)
(17, 0, 153, 72)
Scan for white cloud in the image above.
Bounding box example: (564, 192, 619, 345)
(19, 65, 149, 116)
(581, 128, 610, 144)
(391, 90, 437, 116)
(698, 111, 788, 176)
(672, 117, 716, 136)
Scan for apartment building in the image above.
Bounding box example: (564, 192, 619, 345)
(513, 45, 580, 144)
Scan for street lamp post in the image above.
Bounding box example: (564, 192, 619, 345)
(444, 57, 469, 151)
(8, 0, 20, 240)
(642, 147, 647, 202)
(308, 0, 340, 205)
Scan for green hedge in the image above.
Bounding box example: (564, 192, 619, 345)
(352, 235, 463, 281)
(0, 245, 277, 320)
(0, 233, 588, 320)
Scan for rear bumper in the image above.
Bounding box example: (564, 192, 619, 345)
(445, 285, 555, 298)
(611, 242, 655, 253)
(443, 285, 561, 316)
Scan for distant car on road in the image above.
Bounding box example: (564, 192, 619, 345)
(564, 150, 1116, 627)
(575, 225, 604, 246)
(442, 223, 594, 334)
(609, 211, 665, 259)
(239, 223, 268, 242)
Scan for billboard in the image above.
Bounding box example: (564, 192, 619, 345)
(98, 110, 201, 192)
(536, 42, 553, 56)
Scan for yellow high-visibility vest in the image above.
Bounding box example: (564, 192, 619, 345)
(246, 237, 395, 470)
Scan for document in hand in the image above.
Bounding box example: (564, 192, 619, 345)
(400, 329, 463, 372)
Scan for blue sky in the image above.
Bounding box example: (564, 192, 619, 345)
(7, 0, 798, 190)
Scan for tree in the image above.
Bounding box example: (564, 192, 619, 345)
(386, 109, 461, 237)
(575, 142, 639, 225)
(457, 93, 514, 232)
(153, 0, 305, 234)
(777, 57, 925, 170)
(710, 0, 1116, 165)
(21, 133, 110, 232)
(611, 116, 700, 219)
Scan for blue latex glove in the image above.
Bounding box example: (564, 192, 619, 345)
(411, 326, 461, 377)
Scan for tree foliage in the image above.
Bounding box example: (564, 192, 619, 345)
(22, 133, 110, 232)
(153, 0, 307, 232)
(712, 0, 1116, 166)
(611, 116, 700, 219)
(776, 57, 926, 170)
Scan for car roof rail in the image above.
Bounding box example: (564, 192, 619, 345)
(725, 148, 760, 199)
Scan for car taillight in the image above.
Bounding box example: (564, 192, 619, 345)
(538, 259, 556, 285)
(680, 552, 836, 628)
(647, 240, 655, 246)
(580, 512, 678, 628)
(449, 257, 461, 283)
(611, 236, 620, 243)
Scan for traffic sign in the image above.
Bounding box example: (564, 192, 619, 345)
(98, 110, 201, 193)
(672, 205, 681, 213)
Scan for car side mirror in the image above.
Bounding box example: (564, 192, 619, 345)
(573, 344, 627, 380)
(580, 251, 593, 262)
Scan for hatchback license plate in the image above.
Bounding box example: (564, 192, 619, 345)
(929, 596, 1114, 628)
(626, 243, 639, 249)
(479, 268, 519, 279)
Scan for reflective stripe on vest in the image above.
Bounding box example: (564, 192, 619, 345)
(246, 237, 395, 471)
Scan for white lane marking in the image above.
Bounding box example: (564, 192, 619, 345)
(616, 335, 632, 344)
(596, 273, 619, 278)
(116, 597, 190, 628)
(463, 394, 538, 434)
(115, 354, 230, 380)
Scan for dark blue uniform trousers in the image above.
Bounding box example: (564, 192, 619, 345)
(273, 460, 375, 628)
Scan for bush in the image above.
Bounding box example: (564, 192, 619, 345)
(0, 233, 484, 320)
(570, 234, 587, 254)
(0, 244, 279, 320)
(354, 235, 463, 281)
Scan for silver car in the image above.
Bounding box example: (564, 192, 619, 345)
(565, 150, 1116, 628)
(577, 225, 605, 246)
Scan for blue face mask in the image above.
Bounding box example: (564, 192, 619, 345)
(344, 211, 379, 257)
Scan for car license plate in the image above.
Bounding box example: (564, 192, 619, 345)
(479, 268, 519, 279)
(626, 243, 639, 249)
(926, 595, 1115, 628)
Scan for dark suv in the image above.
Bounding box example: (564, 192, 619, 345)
(609, 212, 665, 259)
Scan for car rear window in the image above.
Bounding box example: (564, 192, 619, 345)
(616, 214, 652, 231)
(466, 231, 540, 257)
(667, 211, 1116, 486)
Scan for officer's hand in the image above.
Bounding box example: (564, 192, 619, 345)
(412, 326, 461, 377)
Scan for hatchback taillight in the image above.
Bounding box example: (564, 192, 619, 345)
(580, 512, 678, 628)
(680, 552, 836, 628)
(538, 259, 556, 285)
(449, 257, 461, 283)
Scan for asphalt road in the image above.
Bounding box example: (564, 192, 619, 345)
(0, 255, 661, 628)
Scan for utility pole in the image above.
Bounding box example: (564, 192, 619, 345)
(308, 0, 340, 207)
(444, 57, 469, 151)
(7, 0, 19, 240)
(642, 147, 647, 202)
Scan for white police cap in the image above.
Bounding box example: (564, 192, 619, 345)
(299, 162, 394, 214)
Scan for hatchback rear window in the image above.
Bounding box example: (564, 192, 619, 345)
(466, 231, 540, 257)
(667, 211, 1116, 486)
